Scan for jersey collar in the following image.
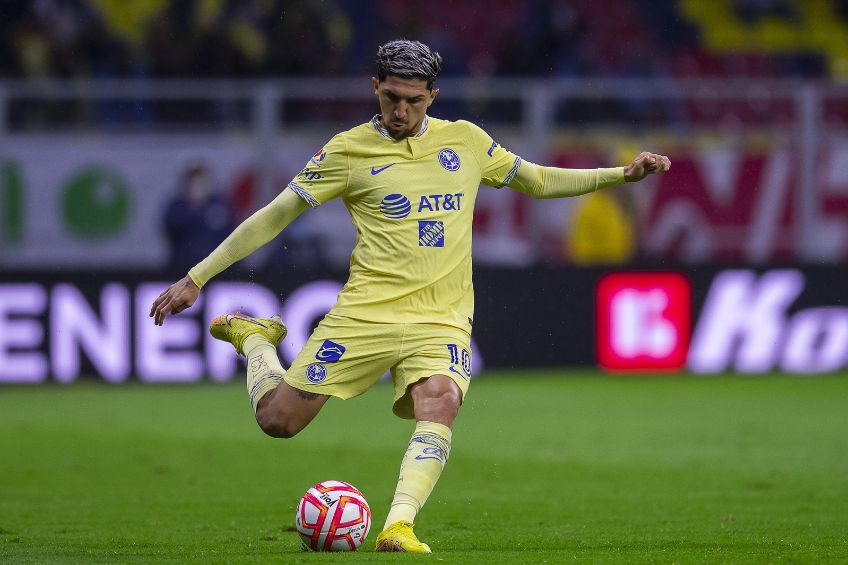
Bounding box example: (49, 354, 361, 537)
(371, 115, 430, 140)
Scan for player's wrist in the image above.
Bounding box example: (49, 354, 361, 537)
(187, 269, 204, 290)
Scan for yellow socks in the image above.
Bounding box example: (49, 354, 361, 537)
(384, 421, 452, 528)
(242, 334, 285, 411)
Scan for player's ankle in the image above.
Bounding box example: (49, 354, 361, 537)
(243, 333, 272, 356)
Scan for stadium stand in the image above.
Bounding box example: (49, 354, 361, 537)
(0, 0, 839, 81)
(2, 0, 841, 132)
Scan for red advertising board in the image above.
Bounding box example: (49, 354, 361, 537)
(596, 272, 691, 372)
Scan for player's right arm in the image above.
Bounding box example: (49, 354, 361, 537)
(149, 189, 307, 325)
(150, 135, 350, 325)
(187, 189, 308, 288)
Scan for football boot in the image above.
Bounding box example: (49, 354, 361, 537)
(375, 521, 432, 553)
(209, 312, 286, 356)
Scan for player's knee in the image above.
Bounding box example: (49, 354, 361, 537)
(255, 408, 304, 439)
(413, 376, 462, 422)
(437, 388, 461, 418)
(429, 377, 462, 405)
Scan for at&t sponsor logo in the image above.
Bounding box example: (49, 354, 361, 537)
(418, 193, 462, 213)
(380, 194, 411, 219)
(381, 193, 464, 219)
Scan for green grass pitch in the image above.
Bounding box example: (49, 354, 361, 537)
(2, 371, 848, 563)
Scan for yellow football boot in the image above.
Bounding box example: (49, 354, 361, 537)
(209, 312, 286, 356)
(375, 521, 432, 553)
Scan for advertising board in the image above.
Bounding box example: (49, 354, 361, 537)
(1, 266, 845, 383)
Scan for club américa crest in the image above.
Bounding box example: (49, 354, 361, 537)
(438, 148, 461, 172)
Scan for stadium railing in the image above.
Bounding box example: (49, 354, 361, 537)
(0, 78, 847, 264)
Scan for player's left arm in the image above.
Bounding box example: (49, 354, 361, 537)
(464, 121, 670, 196)
(507, 152, 671, 198)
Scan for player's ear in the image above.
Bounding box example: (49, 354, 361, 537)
(427, 87, 440, 107)
(371, 77, 380, 94)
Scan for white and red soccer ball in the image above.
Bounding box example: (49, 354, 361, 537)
(295, 480, 371, 551)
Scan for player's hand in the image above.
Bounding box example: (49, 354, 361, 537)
(624, 152, 671, 182)
(149, 275, 200, 326)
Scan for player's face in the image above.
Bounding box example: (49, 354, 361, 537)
(372, 75, 439, 140)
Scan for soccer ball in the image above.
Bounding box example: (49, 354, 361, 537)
(295, 480, 371, 551)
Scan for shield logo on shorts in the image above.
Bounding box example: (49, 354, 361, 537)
(315, 340, 346, 363)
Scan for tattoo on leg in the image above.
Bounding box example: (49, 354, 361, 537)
(295, 389, 319, 400)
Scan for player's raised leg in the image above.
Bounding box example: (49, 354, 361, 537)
(376, 375, 460, 553)
(253, 380, 328, 438)
(209, 312, 329, 438)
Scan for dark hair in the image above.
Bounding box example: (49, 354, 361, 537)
(375, 39, 442, 89)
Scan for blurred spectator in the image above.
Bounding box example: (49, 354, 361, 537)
(734, 0, 798, 23)
(163, 160, 235, 270)
(561, 144, 639, 265)
(565, 190, 636, 265)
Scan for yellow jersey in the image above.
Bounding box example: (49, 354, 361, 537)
(287, 115, 521, 334)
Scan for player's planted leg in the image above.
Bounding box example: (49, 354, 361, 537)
(376, 375, 460, 553)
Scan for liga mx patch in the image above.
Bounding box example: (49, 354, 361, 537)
(419, 220, 444, 247)
(315, 340, 346, 363)
(306, 363, 327, 383)
(310, 147, 326, 167)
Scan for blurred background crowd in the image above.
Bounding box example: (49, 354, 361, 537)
(1, 0, 843, 80)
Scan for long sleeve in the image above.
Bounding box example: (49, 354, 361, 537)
(187, 188, 308, 288)
(507, 160, 626, 198)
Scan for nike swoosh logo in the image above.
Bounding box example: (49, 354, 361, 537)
(226, 313, 266, 327)
(449, 366, 469, 380)
(371, 163, 396, 175)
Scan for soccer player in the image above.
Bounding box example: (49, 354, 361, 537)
(149, 39, 670, 553)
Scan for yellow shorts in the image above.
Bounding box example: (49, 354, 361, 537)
(284, 313, 472, 419)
